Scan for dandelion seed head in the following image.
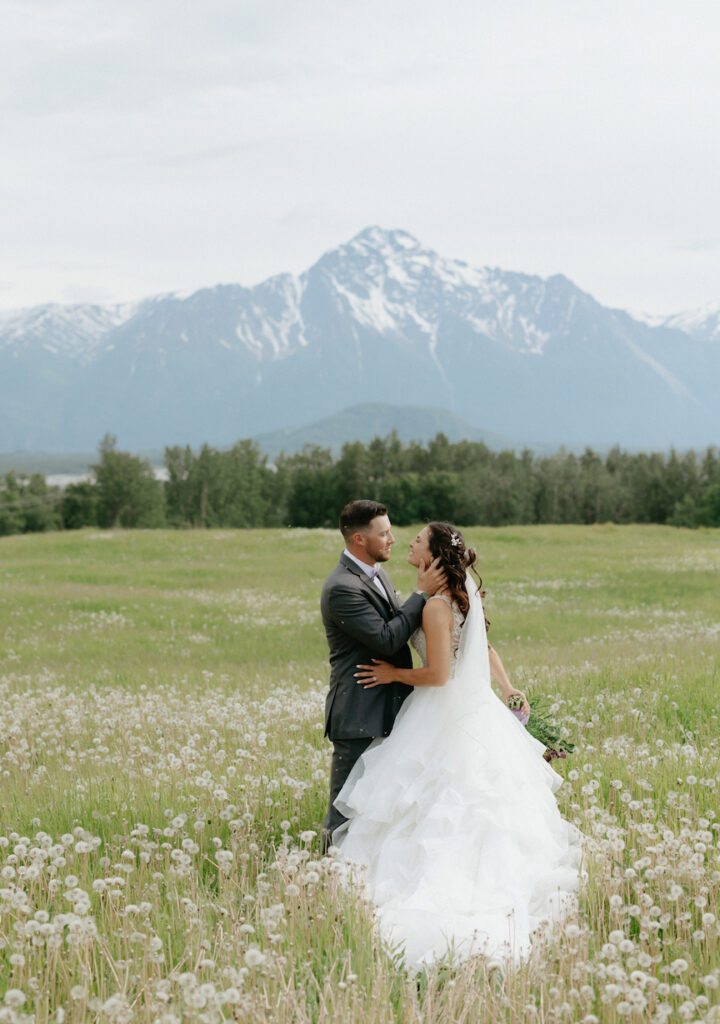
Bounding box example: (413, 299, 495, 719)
(3, 991, 26, 1009)
(244, 948, 266, 968)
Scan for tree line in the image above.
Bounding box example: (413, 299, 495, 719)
(2, 432, 720, 537)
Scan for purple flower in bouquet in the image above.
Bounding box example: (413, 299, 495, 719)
(543, 748, 568, 763)
(506, 692, 530, 726)
(506, 692, 575, 760)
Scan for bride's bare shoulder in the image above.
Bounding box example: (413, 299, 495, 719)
(422, 595, 454, 627)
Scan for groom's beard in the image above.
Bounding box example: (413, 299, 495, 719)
(366, 544, 392, 563)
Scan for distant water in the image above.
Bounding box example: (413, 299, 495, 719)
(47, 474, 90, 487)
(47, 469, 167, 488)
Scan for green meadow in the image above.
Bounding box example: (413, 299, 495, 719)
(1, 525, 719, 1022)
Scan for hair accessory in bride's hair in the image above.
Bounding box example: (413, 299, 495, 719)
(450, 533, 460, 547)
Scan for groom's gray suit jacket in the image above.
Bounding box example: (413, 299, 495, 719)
(321, 553, 425, 740)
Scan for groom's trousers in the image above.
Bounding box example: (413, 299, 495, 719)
(322, 737, 373, 854)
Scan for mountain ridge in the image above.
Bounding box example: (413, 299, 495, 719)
(253, 402, 552, 457)
(1, 227, 718, 452)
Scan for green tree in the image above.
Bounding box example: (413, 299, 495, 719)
(22, 474, 60, 532)
(0, 472, 60, 534)
(93, 435, 166, 528)
(164, 445, 198, 526)
(701, 447, 720, 487)
(280, 445, 340, 528)
(335, 442, 374, 505)
(221, 440, 275, 527)
(0, 472, 24, 536)
(699, 484, 720, 527)
(416, 469, 462, 522)
(533, 451, 583, 523)
(668, 494, 699, 528)
(379, 472, 422, 525)
(61, 481, 99, 529)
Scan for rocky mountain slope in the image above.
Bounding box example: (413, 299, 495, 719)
(1, 227, 718, 451)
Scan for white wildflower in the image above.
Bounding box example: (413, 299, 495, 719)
(3, 991, 26, 1009)
(244, 948, 266, 968)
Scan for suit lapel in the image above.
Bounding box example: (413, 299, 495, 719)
(340, 554, 395, 609)
(377, 567, 399, 609)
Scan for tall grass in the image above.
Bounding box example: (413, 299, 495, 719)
(1, 525, 719, 1022)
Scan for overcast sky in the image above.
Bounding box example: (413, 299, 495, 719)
(2, 0, 719, 315)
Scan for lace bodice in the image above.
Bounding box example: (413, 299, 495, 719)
(410, 594, 464, 668)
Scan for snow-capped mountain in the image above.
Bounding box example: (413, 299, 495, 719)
(0, 301, 138, 362)
(657, 305, 720, 343)
(1, 227, 718, 452)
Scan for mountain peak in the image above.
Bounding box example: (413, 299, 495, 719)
(347, 226, 422, 253)
(2, 228, 720, 453)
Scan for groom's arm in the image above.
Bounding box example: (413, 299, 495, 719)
(325, 583, 425, 659)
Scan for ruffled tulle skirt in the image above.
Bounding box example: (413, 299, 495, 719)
(334, 682, 583, 969)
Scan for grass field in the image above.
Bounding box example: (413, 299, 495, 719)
(1, 524, 719, 1023)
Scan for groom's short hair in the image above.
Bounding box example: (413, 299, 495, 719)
(339, 500, 388, 541)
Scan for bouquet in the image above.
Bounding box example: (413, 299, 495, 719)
(506, 693, 575, 762)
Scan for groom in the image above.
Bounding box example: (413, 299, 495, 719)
(320, 499, 444, 853)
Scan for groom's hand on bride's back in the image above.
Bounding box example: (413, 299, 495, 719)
(416, 557, 445, 597)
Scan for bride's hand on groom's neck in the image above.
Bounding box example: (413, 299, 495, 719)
(416, 557, 446, 597)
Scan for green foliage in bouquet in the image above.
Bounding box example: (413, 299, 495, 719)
(507, 693, 575, 761)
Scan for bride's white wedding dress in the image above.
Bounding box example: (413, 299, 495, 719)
(333, 575, 583, 969)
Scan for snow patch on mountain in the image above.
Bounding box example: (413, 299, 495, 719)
(518, 315, 549, 354)
(662, 304, 720, 342)
(229, 274, 308, 360)
(1, 225, 719, 454)
(0, 301, 137, 361)
(331, 278, 398, 334)
(632, 303, 720, 342)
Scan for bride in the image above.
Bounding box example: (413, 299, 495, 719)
(332, 522, 583, 969)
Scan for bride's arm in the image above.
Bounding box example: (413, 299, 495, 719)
(355, 600, 452, 688)
(488, 644, 530, 713)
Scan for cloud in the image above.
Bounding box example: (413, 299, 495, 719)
(1, 0, 720, 313)
(673, 239, 720, 254)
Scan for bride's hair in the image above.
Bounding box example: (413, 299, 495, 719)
(427, 522, 488, 629)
